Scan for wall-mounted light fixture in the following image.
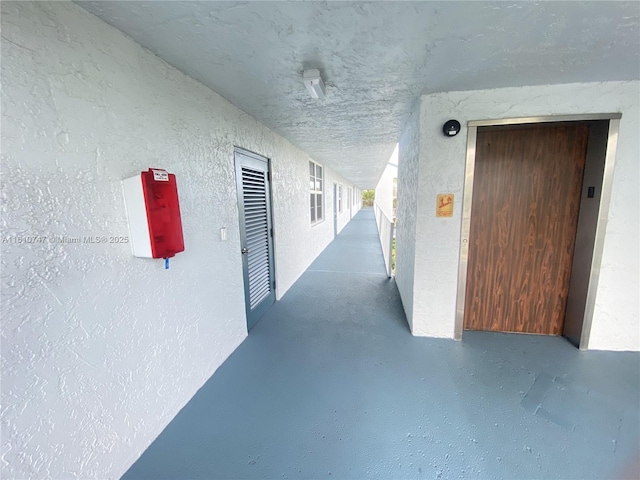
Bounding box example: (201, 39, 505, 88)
(443, 119, 461, 137)
(303, 69, 326, 99)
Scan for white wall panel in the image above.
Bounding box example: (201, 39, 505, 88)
(395, 102, 421, 331)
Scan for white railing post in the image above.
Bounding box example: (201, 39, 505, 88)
(373, 201, 394, 278)
(387, 220, 395, 278)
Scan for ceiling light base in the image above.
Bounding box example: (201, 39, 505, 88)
(303, 69, 326, 99)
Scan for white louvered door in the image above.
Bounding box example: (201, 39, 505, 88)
(234, 149, 275, 330)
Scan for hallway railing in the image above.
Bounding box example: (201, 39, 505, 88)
(374, 202, 395, 277)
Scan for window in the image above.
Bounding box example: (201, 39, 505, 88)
(309, 161, 323, 224)
(338, 185, 343, 213)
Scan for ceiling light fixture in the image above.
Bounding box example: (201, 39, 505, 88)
(303, 69, 326, 99)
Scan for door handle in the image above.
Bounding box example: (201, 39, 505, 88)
(241, 247, 249, 254)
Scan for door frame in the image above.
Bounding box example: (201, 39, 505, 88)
(234, 147, 276, 331)
(454, 113, 621, 349)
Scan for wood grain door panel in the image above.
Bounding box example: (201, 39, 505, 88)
(464, 124, 588, 334)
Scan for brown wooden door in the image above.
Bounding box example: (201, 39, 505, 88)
(464, 123, 588, 334)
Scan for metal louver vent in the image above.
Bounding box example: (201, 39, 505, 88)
(242, 167, 271, 309)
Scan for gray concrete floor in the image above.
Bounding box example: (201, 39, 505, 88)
(123, 209, 639, 480)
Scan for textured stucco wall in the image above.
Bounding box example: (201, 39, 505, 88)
(0, 2, 358, 479)
(394, 102, 421, 331)
(411, 81, 639, 350)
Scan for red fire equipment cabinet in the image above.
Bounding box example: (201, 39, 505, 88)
(123, 168, 184, 267)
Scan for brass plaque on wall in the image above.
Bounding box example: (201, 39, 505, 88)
(436, 194, 454, 217)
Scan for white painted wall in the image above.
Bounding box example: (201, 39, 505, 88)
(374, 144, 398, 221)
(395, 102, 421, 331)
(0, 2, 359, 479)
(328, 175, 359, 239)
(404, 81, 639, 350)
(353, 187, 363, 218)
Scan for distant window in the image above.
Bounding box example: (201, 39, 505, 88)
(310, 161, 323, 224)
(393, 178, 398, 199)
(338, 185, 343, 213)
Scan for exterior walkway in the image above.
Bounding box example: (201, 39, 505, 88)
(123, 209, 639, 480)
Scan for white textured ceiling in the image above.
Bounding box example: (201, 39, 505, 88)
(76, 1, 639, 188)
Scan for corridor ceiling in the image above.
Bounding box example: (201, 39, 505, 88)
(76, 1, 639, 188)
